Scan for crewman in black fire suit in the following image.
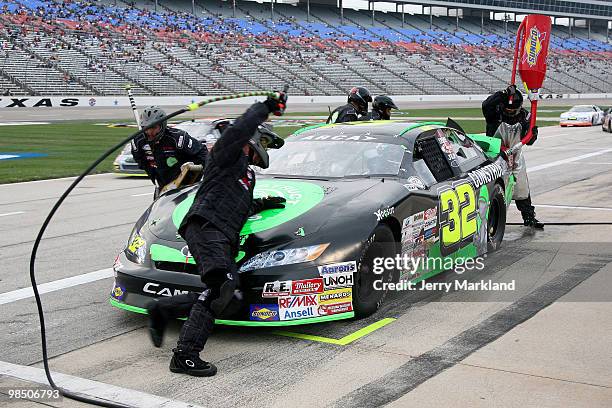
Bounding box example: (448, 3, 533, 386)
(326, 86, 372, 123)
(367, 95, 398, 120)
(145, 92, 288, 377)
(131, 106, 207, 189)
(482, 85, 543, 229)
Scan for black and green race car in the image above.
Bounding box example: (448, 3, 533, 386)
(110, 120, 515, 326)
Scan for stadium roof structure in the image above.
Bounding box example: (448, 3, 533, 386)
(367, 0, 612, 21)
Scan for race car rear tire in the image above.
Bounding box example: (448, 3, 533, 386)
(353, 224, 397, 319)
(487, 183, 506, 252)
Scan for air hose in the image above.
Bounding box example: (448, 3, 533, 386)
(28, 91, 281, 408)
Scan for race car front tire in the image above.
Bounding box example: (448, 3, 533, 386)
(487, 183, 506, 252)
(353, 224, 397, 318)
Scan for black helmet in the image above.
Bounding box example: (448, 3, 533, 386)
(348, 86, 372, 115)
(372, 95, 398, 119)
(140, 106, 167, 142)
(502, 90, 523, 118)
(247, 124, 284, 169)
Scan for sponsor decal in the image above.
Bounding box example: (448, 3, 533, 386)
(142, 282, 189, 297)
(523, 27, 546, 67)
(278, 294, 317, 309)
(467, 163, 503, 189)
(113, 254, 123, 271)
(318, 302, 353, 316)
(238, 168, 254, 191)
(127, 235, 145, 253)
(280, 306, 317, 320)
(180, 246, 192, 263)
(323, 272, 354, 290)
(262, 280, 291, 298)
(435, 130, 459, 167)
(295, 227, 305, 237)
(374, 206, 394, 221)
(423, 207, 438, 230)
(250, 304, 280, 321)
(401, 208, 438, 256)
(318, 287, 353, 305)
(111, 284, 125, 300)
(291, 278, 324, 295)
(0, 97, 79, 108)
(88, 98, 96, 106)
(318, 261, 357, 275)
(167, 157, 178, 167)
(278, 294, 319, 320)
(404, 176, 426, 191)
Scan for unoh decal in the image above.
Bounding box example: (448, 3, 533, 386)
(172, 179, 325, 234)
(0, 153, 47, 161)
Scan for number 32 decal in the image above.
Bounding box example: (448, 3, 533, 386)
(439, 182, 477, 250)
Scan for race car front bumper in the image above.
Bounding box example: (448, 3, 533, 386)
(559, 120, 592, 127)
(109, 252, 355, 326)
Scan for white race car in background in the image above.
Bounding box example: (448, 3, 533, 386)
(559, 105, 605, 127)
(113, 119, 230, 176)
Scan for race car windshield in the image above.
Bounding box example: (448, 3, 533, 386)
(260, 140, 405, 178)
(172, 122, 213, 140)
(569, 106, 594, 113)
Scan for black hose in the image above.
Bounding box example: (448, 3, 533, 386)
(28, 106, 189, 408)
(28, 91, 283, 407)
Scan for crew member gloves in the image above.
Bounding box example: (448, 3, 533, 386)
(264, 91, 288, 116)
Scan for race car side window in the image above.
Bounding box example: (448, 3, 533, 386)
(413, 130, 454, 184)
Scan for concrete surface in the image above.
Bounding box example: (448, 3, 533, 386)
(0, 125, 611, 407)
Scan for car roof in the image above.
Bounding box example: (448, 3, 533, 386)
(290, 120, 445, 144)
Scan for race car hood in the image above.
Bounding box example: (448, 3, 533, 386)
(144, 177, 387, 251)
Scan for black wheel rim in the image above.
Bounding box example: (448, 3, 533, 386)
(488, 195, 502, 239)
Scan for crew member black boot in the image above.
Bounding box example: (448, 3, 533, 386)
(522, 214, 544, 229)
(170, 348, 217, 377)
(516, 196, 544, 229)
(146, 299, 168, 348)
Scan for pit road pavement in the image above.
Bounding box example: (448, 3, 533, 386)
(0, 125, 610, 407)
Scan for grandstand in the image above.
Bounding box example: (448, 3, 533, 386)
(0, 0, 609, 97)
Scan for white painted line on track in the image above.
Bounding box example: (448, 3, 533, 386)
(0, 211, 24, 217)
(0, 173, 112, 187)
(0, 121, 51, 126)
(0, 360, 203, 408)
(131, 192, 154, 197)
(0, 268, 113, 306)
(514, 204, 612, 212)
(528, 148, 612, 173)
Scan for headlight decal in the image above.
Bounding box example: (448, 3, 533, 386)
(126, 233, 147, 264)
